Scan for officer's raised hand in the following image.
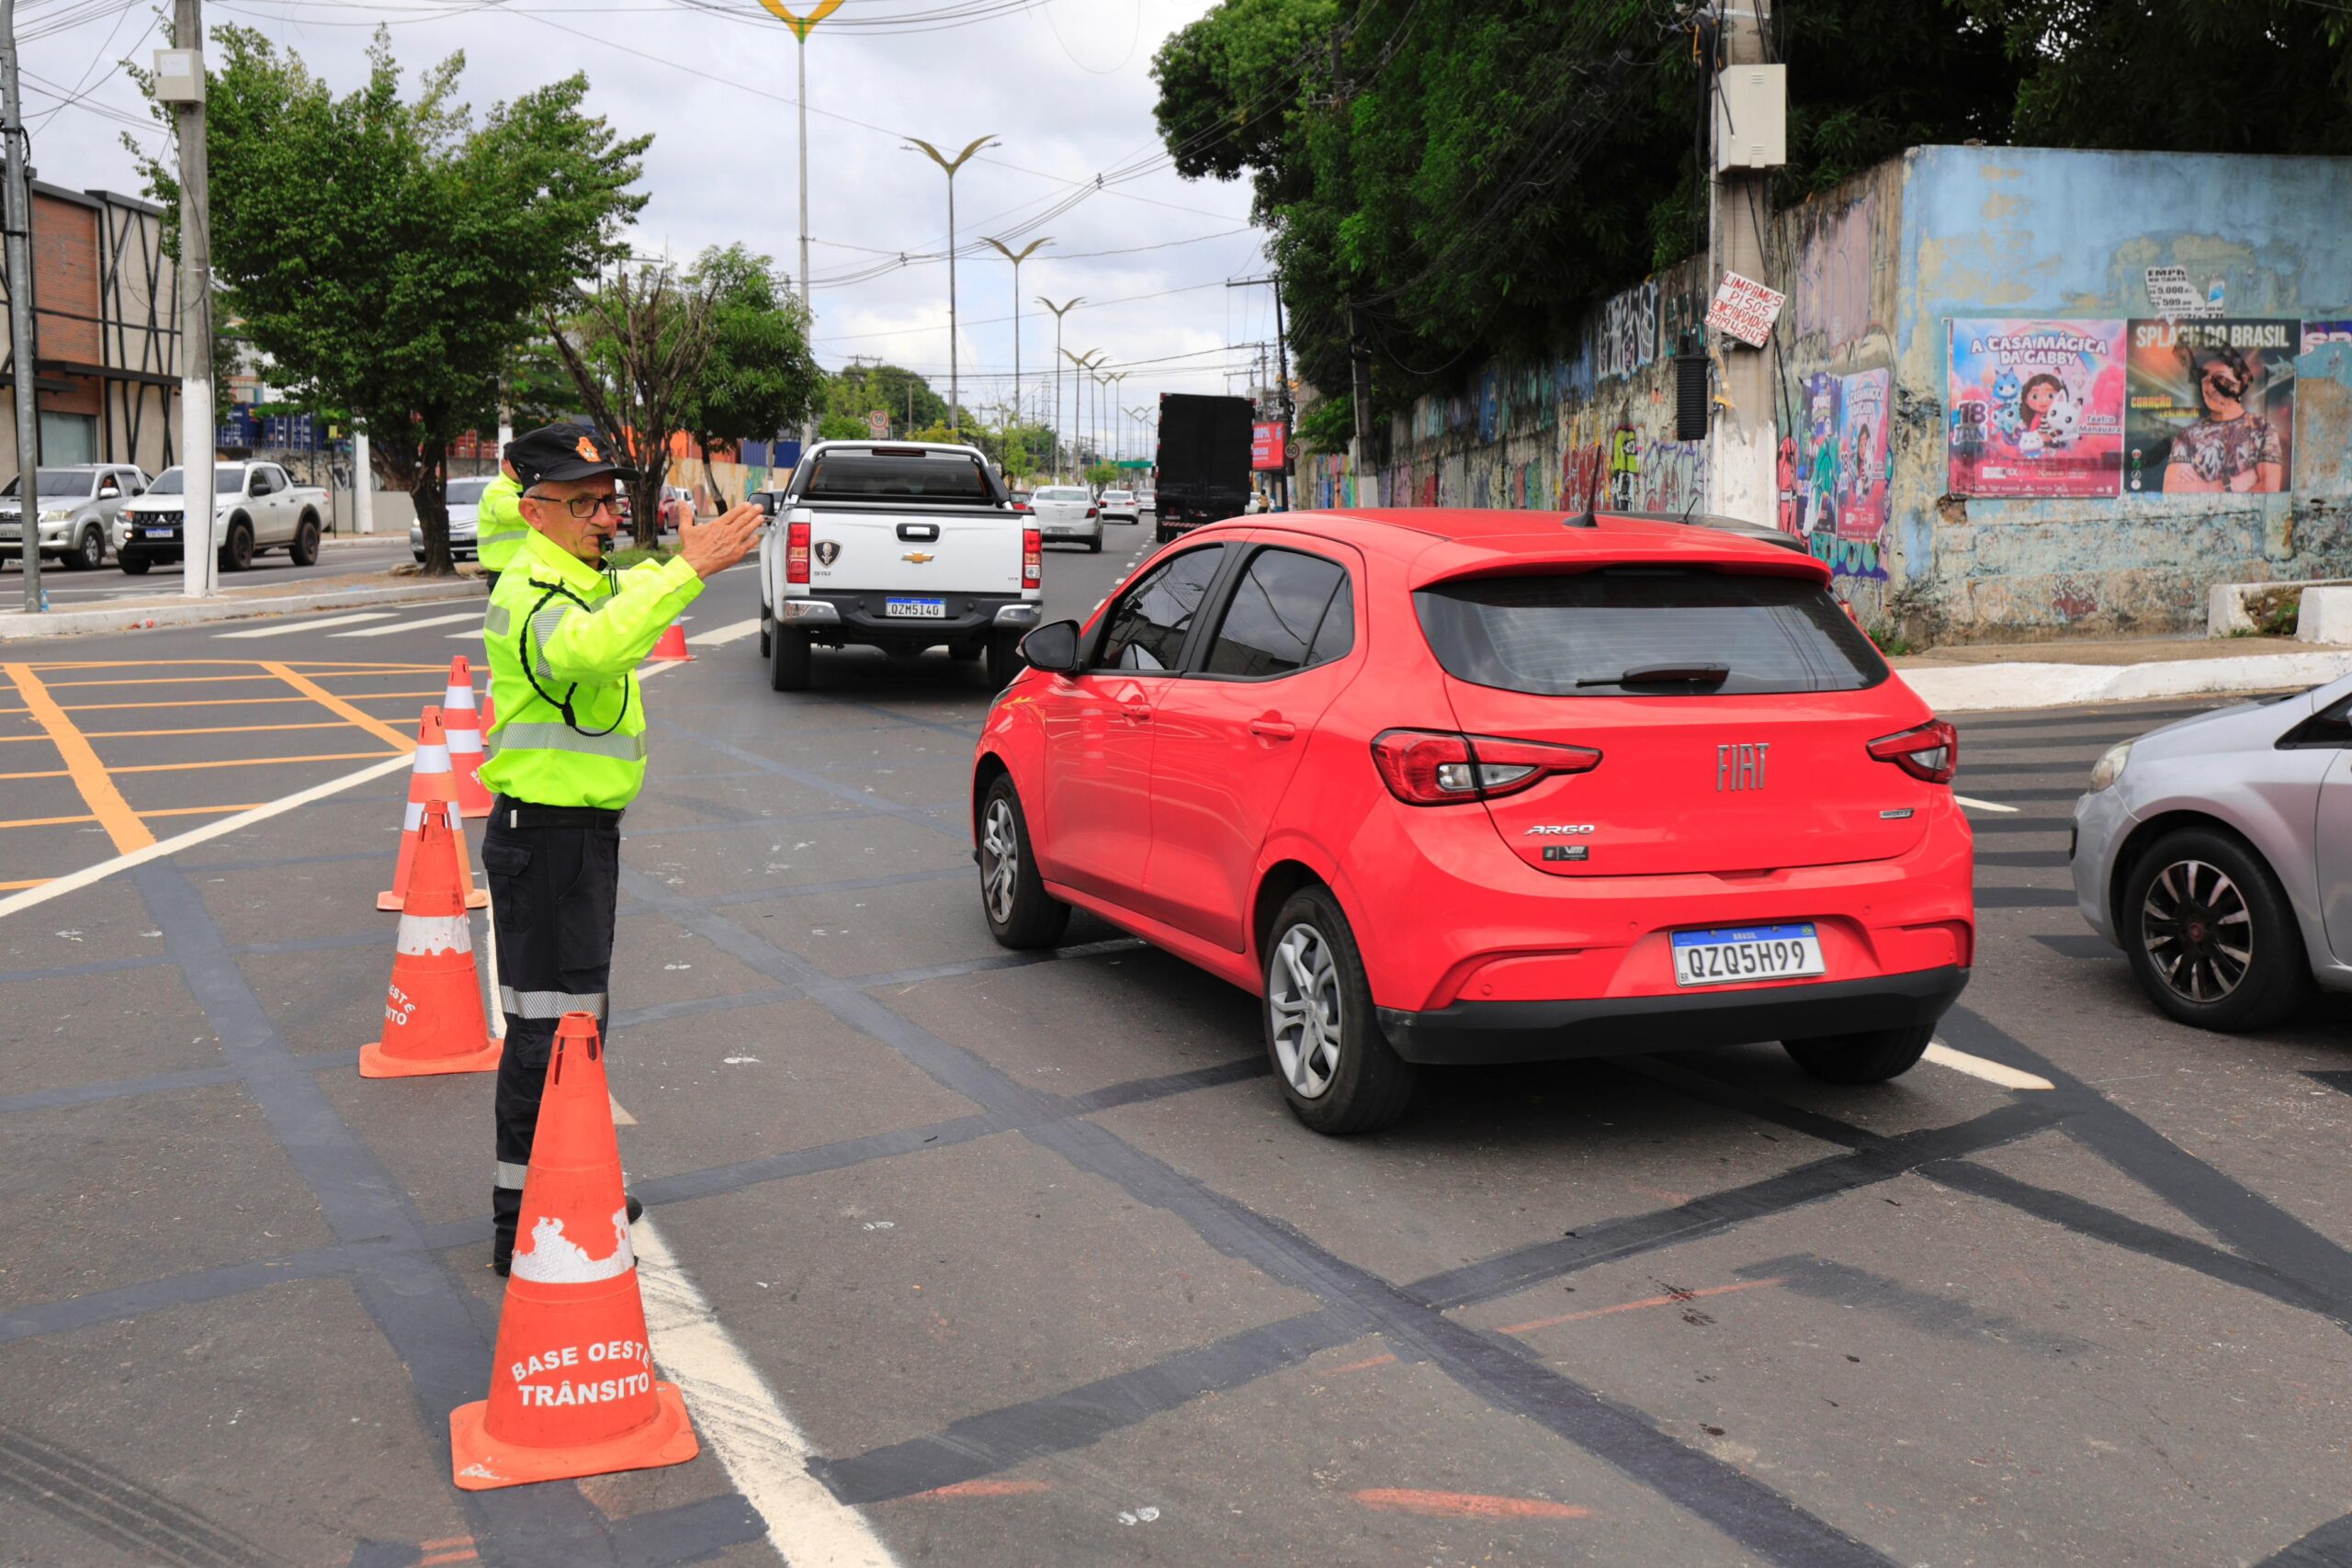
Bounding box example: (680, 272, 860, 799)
(678, 502, 762, 580)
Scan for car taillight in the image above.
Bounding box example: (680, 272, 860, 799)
(1868, 718, 1957, 784)
(1013, 502, 1033, 514)
(1369, 729, 1601, 805)
(1023, 526, 1042, 588)
(1086, 506, 1099, 518)
(786, 519, 810, 584)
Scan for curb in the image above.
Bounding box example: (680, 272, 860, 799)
(1902, 649, 2352, 713)
(0, 578, 485, 641)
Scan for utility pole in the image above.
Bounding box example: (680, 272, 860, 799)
(159, 3, 215, 596)
(354, 429, 373, 534)
(0, 0, 41, 609)
(1704, 0, 1780, 528)
(756, 2, 841, 452)
(1039, 300, 1081, 479)
(904, 134, 996, 438)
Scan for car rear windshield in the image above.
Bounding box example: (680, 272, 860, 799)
(446, 479, 491, 504)
(1414, 568, 1888, 696)
(796, 452, 999, 504)
(1035, 487, 1088, 501)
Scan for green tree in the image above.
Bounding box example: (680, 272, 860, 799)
(825, 363, 946, 434)
(543, 260, 714, 543)
(132, 26, 647, 574)
(818, 412, 872, 441)
(679, 244, 821, 504)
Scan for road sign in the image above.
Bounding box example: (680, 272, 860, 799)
(1250, 422, 1287, 471)
(865, 410, 890, 438)
(1706, 271, 1785, 348)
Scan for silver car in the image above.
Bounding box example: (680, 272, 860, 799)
(1025, 484, 1102, 551)
(0, 464, 148, 570)
(2072, 677, 2352, 1030)
(411, 474, 493, 561)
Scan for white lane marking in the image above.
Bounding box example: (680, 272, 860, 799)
(635, 1219, 900, 1567)
(691, 617, 760, 649)
(332, 610, 482, 638)
(450, 629, 489, 640)
(215, 611, 399, 638)
(1924, 1042, 2054, 1091)
(608, 1094, 636, 1126)
(1954, 795, 2020, 814)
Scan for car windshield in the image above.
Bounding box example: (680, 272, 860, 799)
(144, 467, 245, 496)
(1414, 568, 1888, 696)
(797, 451, 997, 503)
(446, 479, 491, 504)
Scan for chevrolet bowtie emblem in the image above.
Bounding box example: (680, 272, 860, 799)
(902, 550, 934, 564)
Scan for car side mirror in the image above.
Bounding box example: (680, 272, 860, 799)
(1019, 619, 1084, 677)
(98, 484, 119, 498)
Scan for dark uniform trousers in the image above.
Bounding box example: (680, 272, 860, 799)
(480, 795, 622, 1267)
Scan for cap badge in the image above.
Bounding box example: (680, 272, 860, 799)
(575, 435, 600, 461)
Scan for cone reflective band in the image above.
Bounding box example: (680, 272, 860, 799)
(360, 800, 500, 1078)
(379, 707, 490, 913)
(649, 620, 694, 662)
(440, 654, 494, 818)
(450, 1014, 697, 1490)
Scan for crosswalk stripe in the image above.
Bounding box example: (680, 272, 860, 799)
(331, 610, 482, 638)
(215, 612, 398, 639)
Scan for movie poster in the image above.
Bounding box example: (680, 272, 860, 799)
(2124, 318, 2295, 496)
(1947, 319, 2127, 498)
(1835, 369, 1892, 543)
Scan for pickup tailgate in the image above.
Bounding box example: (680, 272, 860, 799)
(802, 502, 1024, 595)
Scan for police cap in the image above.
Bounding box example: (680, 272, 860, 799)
(505, 423, 639, 491)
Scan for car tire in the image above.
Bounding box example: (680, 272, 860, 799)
(758, 612, 772, 659)
(288, 515, 321, 567)
(119, 552, 151, 575)
(769, 624, 812, 692)
(1154, 524, 1172, 544)
(984, 628, 1026, 689)
(1782, 1022, 1935, 1085)
(2120, 826, 2308, 1031)
(413, 551, 427, 564)
(1262, 886, 1416, 1134)
(220, 517, 254, 572)
(62, 525, 101, 570)
(1087, 536, 1102, 553)
(977, 774, 1069, 951)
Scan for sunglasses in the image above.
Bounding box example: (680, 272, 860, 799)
(526, 492, 624, 519)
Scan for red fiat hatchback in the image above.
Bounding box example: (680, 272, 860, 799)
(970, 510, 1973, 1134)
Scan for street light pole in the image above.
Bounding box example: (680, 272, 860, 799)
(982, 238, 1047, 471)
(1060, 347, 1101, 482)
(1038, 298, 1080, 479)
(904, 134, 997, 439)
(0, 0, 43, 610)
(1101, 370, 1128, 469)
(756, 1, 842, 455)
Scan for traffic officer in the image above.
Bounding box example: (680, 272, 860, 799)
(477, 422, 760, 1274)
(475, 454, 526, 591)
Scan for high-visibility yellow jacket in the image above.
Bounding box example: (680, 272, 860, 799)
(479, 526, 703, 809)
(475, 471, 528, 572)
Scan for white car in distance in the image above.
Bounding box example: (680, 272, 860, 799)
(1098, 488, 1140, 525)
(1026, 485, 1102, 551)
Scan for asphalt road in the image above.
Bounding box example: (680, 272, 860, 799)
(0, 535, 418, 604)
(4, 521, 2351, 1568)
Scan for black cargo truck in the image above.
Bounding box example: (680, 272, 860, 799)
(1151, 392, 1253, 542)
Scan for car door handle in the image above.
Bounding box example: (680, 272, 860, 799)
(1250, 717, 1296, 739)
(1123, 704, 1152, 723)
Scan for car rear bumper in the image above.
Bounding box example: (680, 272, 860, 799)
(1376, 964, 1970, 1065)
(784, 589, 1038, 640)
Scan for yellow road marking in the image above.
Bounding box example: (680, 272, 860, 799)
(110, 750, 400, 775)
(1, 664, 153, 852)
(10, 689, 443, 716)
(0, 768, 65, 780)
(262, 661, 420, 750)
(40, 671, 297, 689)
(0, 877, 49, 890)
(23, 660, 445, 671)
(0, 802, 265, 831)
(82, 720, 358, 739)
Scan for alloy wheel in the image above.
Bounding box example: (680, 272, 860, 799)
(2140, 857, 2252, 1003)
(979, 796, 1020, 925)
(1268, 922, 1343, 1099)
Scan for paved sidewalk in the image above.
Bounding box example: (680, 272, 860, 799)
(1894, 635, 2352, 712)
(0, 567, 484, 640)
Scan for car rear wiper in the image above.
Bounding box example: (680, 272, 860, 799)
(1575, 662, 1731, 688)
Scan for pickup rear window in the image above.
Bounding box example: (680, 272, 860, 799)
(796, 452, 1000, 504)
(1414, 568, 1888, 696)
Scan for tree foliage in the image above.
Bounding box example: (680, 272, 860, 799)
(543, 261, 714, 540)
(1154, 0, 2346, 427)
(679, 245, 821, 502)
(132, 26, 647, 573)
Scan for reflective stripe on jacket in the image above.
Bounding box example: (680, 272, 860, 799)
(475, 472, 528, 571)
(478, 526, 703, 809)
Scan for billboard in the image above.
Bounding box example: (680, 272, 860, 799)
(1250, 421, 1287, 471)
(2124, 318, 2295, 496)
(1947, 318, 2127, 498)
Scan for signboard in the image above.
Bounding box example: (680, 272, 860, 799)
(2144, 266, 2224, 321)
(865, 410, 890, 439)
(2124, 318, 2295, 495)
(1250, 421, 1287, 471)
(1705, 271, 1786, 348)
(1945, 318, 2127, 498)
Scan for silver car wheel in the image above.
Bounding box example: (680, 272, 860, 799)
(2140, 857, 2252, 1003)
(979, 796, 1020, 925)
(1268, 922, 1343, 1100)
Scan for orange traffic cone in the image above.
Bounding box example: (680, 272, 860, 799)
(441, 655, 494, 819)
(379, 708, 491, 913)
(360, 801, 500, 1078)
(449, 1013, 697, 1491)
(649, 620, 694, 662)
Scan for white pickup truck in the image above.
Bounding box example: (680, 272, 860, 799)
(756, 440, 1042, 691)
(117, 460, 327, 574)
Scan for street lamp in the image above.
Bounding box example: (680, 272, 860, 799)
(1127, 405, 1152, 473)
(982, 238, 1048, 468)
(756, 0, 843, 451)
(1038, 300, 1081, 479)
(1061, 347, 1102, 480)
(1101, 370, 1130, 467)
(903, 133, 998, 437)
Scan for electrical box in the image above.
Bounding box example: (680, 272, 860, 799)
(153, 49, 205, 106)
(1713, 64, 1784, 171)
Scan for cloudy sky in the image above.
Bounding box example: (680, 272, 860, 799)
(25, 0, 1277, 457)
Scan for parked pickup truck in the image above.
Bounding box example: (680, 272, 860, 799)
(756, 440, 1042, 691)
(118, 460, 327, 574)
(0, 463, 150, 570)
